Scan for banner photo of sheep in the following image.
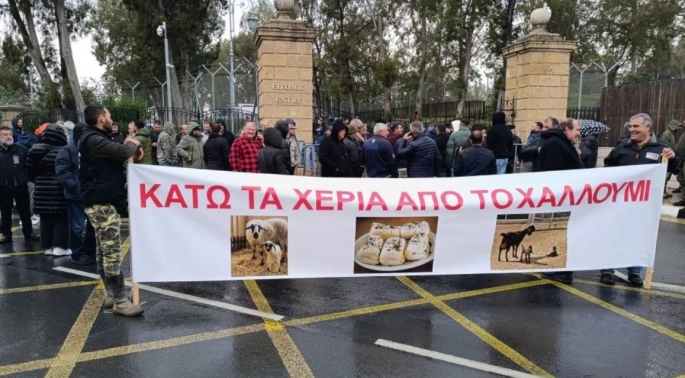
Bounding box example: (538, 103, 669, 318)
(230, 216, 288, 277)
(490, 212, 569, 271)
(354, 217, 438, 274)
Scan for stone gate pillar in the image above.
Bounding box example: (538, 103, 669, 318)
(503, 8, 575, 142)
(255, 1, 315, 143)
(0, 105, 27, 128)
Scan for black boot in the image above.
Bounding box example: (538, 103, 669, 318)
(105, 273, 143, 317)
(600, 273, 616, 286)
(98, 269, 114, 309)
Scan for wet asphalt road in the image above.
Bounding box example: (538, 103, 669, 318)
(1, 216, 684, 378)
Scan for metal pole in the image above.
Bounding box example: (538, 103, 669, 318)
(577, 70, 583, 119)
(163, 22, 173, 123)
(228, 2, 236, 131)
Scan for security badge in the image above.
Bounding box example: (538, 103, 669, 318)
(645, 152, 660, 161)
(13, 156, 19, 164)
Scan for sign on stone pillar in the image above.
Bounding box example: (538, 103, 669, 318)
(503, 7, 575, 143)
(255, 1, 315, 143)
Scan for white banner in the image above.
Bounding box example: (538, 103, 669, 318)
(128, 164, 665, 282)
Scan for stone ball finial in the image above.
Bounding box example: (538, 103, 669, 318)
(274, 0, 294, 19)
(530, 7, 552, 33)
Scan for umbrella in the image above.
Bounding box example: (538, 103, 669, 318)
(579, 119, 609, 137)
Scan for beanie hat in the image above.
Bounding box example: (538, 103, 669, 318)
(347, 125, 358, 135)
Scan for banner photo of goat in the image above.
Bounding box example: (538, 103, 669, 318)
(491, 212, 568, 270)
(127, 163, 665, 282)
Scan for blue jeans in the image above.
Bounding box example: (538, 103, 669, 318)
(161, 161, 175, 167)
(67, 201, 85, 256)
(600, 267, 644, 276)
(496, 159, 508, 174)
(439, 168, 452, 177)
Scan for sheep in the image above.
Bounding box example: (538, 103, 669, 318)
(262, 241, 282, 273)
(498, 225, 535, 262)
(520, 245, 533, 264)
(245, 218, 288, 265)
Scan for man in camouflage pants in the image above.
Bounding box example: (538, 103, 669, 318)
(79, 106, 144, 317)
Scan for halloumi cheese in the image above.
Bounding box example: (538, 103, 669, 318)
(379, 237, 407, 266)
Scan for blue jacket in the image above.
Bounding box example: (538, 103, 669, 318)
(12, 117, 37, 150)
(361, 136, 398, 178)
(54, 122, 84, 201)
(454, 145, 497, 176)
(396, 133, 441, 178)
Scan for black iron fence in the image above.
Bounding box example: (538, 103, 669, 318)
(315, 100, 514, 128)
(14, 108, 141, 134)
(144, 107, 257, 135)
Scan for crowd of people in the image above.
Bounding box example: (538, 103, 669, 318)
(0, 106, 680, 318)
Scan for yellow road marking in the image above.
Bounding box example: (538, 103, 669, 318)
(120, 236, 131, 260)
(0, 251, 44, 258)
(548, 281, 685, 344)
(44, 285, 104, 378)
(11, 226, 19, 232)
(573, 279, 685, 300)
(437, 279, 548, 301)
(44, 236, 131, 377)
(397, 276, 554, 378)
(6, 277, 683, 377)
(0, 281, 96, 295)
(283, 298, 429, 327)
(245, 280, 315, 378)
(0, 358, 53, 376)
(78, 324, 265, 362)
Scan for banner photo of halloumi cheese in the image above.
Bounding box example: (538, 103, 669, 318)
(128, 164, 665, 282)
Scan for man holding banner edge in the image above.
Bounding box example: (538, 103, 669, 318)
(80, 106, 144, 317)
(599, 113, 678, 287)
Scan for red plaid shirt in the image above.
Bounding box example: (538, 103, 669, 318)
(229, 136, 264, 173)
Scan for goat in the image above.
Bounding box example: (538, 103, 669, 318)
(520, 245, 533, 264)
(245, 218, 288, 265)
(498, 225, 535, 262)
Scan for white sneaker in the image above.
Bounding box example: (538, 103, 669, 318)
(44, 248, 54, 256)
(52, 247, 72, 256)
(31, 215, 40, 225)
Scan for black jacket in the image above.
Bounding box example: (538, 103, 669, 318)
(203, 133, 230, 171)
(344, 136, 363, 177)
(396, 133, 441, 178)
(579, 135, 599, 169)
(275, 121, 294, 174)
(26, 125, 69, 214)
(0, 143, 29, 187)
(434, 133, 450, 169)
(319, 121, 352, 177)
(258, 128, 290, 175)
(110, 133, 125, 144)
(454, 145, 497, 177)
(79, 125, 137, 206)
(486, 112, 512, 159)
(605, 133, 681, 174)
(539, 129, 584, 172)
(221, 131, 235, 170)
(519, 131, 543, 171)
(55, 122, 85, 201)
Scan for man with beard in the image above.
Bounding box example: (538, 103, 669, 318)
(0, 126, 40, 244)
(176, 122, 205, 169)
(79, 106, 144, 316)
